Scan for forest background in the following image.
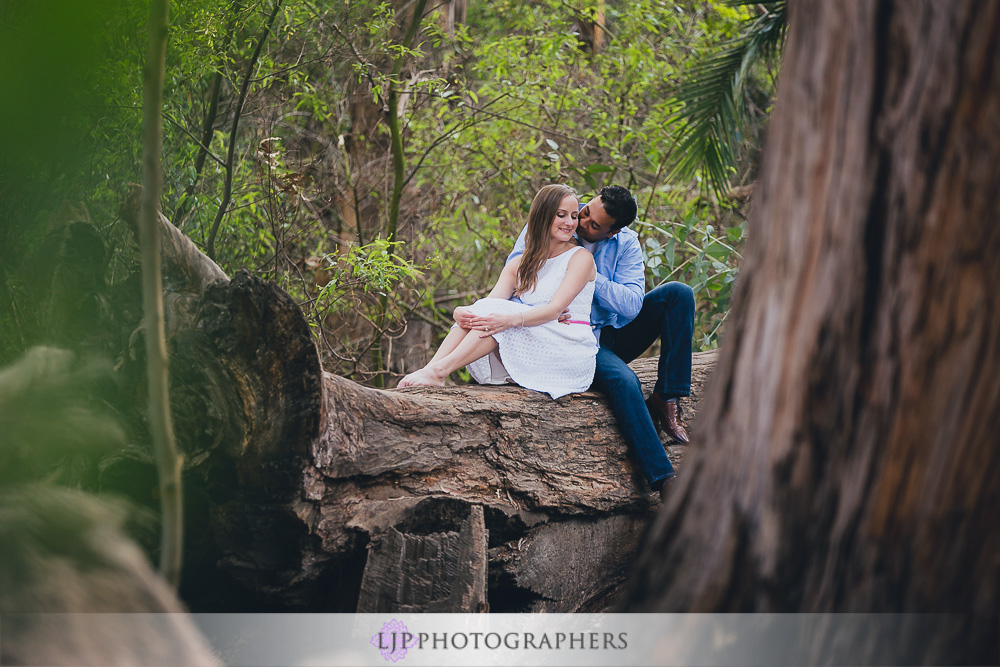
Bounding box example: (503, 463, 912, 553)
(0, 0, 783, 385)
(4, 2, 999, 662)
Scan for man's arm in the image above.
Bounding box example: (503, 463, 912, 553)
(593, 233, 645, 323)
(506, 225, 528, 264)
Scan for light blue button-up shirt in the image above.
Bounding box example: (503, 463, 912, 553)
(506, 224, 645, 340)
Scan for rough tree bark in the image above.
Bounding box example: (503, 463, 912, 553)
(110, 199, 714, 613)
(622, 1, 1000, 664)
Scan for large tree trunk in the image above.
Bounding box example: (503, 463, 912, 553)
(622, 1, 1000, 664)
(108, 201, 715, 613)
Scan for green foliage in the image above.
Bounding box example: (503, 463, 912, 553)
(665, 1, 786, 197)
(315, 238, 422, 314)
(3, 0, 782, 378)
(638, 201, 745, 350)
(401, 0, 772, 351)
(0, 347, 125, 487)
(0, 0, 136, 364)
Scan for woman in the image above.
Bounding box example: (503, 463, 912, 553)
(398, 184, 598, 399)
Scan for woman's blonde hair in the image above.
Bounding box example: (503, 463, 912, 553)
(514, 184, 577, 296)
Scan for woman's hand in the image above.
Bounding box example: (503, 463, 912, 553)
(453, 306, 477, 329)
(467, 312, 520, 338)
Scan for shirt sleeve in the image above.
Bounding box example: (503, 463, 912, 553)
(506, 225, 529, 264)
(593, 234, 645, 324)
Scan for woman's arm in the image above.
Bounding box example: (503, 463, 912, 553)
(468, 251, 596, 334)
(520, 251, 595, 325)
(486, 258, 519, 299)
(453, 258, 520, 328)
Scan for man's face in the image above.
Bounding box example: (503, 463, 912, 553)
(576, 197, 620, 243)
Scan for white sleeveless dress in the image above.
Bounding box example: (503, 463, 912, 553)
(465, 246, 598, 399)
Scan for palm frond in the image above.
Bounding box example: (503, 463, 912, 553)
(666, 1, 787, 197)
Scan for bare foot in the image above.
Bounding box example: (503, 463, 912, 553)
(397, 367, 445, 387)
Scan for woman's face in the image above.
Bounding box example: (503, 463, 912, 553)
(549, 195, 580, 242)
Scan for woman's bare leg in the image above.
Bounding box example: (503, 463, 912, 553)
(399, 326, 476, 387)
(400, 331, 499, 387)
(426, 331, 499, 380)
(427, 325, 466, 365)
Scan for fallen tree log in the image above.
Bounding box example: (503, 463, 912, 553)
(308, 347, 715, 613)
(107, 201, 717, 612)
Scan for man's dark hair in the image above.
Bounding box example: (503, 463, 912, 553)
(598, 185, 638, 229)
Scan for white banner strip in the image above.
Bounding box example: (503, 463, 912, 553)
(0, 612, 958, 666)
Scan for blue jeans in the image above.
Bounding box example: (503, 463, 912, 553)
(591, 282, 695, 489)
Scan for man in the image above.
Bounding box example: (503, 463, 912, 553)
(508, 185, 694, 500)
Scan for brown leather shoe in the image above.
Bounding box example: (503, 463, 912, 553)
(646, 394, 690, 444)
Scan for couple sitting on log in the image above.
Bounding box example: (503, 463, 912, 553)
(399, 184, 694, 498)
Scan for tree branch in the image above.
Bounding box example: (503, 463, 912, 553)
(400, 92, 513, 190)
(373, 0, 431, 384)
(162, 112, 226, 168)
(139, 0, 183, 589)
(173, 2, 246, 225)
(206, 0, 283, 261)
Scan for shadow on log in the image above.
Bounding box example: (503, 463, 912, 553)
(109, 196, 717, 612)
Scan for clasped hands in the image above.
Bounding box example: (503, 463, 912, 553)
(454, 306, 571, 338)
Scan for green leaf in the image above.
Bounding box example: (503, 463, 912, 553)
(705, 242, 729, 260)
